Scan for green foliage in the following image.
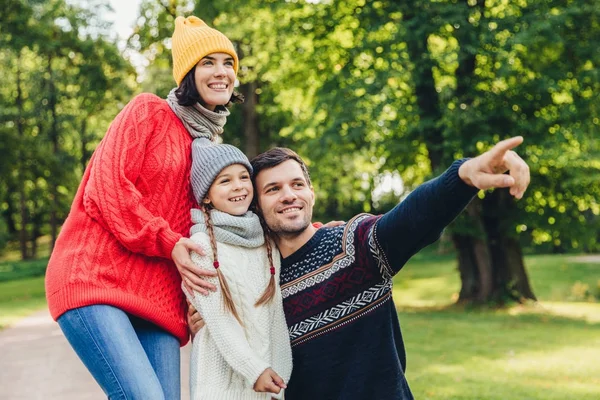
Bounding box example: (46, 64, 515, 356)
(1, 0, 597, 256)
(0, 0, 136, 257)
(132, 0, 598, 249)
(0, 258, 48, 282)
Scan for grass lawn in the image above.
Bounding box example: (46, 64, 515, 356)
(401, 309, 600, 399)
(1, 245, 598, 399)
(393, 251, 600, 399)
(0, 255, 49, 329)
(394, 252, 600, 307)
(0, 276, 47, 329)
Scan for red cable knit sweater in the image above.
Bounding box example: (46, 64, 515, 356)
(45, 93, 196, 345)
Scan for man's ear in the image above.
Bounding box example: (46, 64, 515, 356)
(310, 185, 316, 206)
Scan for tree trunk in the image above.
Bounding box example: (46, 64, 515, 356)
(454, 199, 495, 303)
(454, 190, 536, 304)
(30, 219, 41, 259)
(453, 234, 479, 300)
(240, 80, 260, 158)
(80, 118, 91, 170)
(16, 57, 30, 260)
(483, 189, 536, 301)
(2, 181, 18, 236)
(47, 53, 59, 251)
(235, 41, 260, 159)
(402, 4, 444, 170)
(402, 0, 536, 305)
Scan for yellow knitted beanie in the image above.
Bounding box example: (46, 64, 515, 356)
(171, 16, 239, 86)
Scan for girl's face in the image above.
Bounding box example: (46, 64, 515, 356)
(194, 53, 236, 111)
(204, 164, 253, 216)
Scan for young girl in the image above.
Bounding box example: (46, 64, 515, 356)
(183, 137, 293, 399)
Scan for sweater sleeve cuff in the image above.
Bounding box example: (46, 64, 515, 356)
(239, 357, 271, 389)
(158, 229, 183, 259)
(443, 159, 480, 199)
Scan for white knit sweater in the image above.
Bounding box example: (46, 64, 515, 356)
(184, 232, 293, 400)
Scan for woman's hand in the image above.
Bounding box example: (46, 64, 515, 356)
(253, 368, 287, 394)
(322, 220, 345, 228)
(172, 238, 217, 295)
(313, 220, 345, 229)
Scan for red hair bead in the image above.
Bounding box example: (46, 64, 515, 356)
(213, 261, 220, 269)
(270, 266, 275, 275)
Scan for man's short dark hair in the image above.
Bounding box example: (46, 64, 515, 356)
(250, 147, 312, 186)
(174, 67, 244, 107)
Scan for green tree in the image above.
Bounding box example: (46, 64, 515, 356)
(0, 0, 135, 258)
(125, 0, 599, 305)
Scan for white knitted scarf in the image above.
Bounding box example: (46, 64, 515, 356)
(166, 88, 229, 140)
(190, 209, 265, 248)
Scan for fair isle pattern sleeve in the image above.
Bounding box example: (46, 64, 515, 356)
(368, 223, 394, 281)
(184, 233, 270, 388)
(82, 94, 182, 259)
(281, 214, 369, 298)
(282, 215, 393, 347)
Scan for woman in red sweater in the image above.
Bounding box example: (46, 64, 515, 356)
(44, 16, 240, 399)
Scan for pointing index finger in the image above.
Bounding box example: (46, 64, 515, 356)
(490, 136, 524, 158)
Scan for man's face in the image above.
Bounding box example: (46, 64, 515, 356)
(254, 160, 315, 237)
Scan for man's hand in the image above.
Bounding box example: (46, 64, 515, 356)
(187, 300, 204, 340)
(172, 238, 217, 295)
(458, 136, 530, 199)
(253, 368, 287, 394)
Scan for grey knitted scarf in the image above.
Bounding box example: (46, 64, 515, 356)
(166, 88, 230, 140)
(190, 209, 264, 248)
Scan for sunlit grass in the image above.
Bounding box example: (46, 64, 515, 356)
(392, 250, 600, 399)
(0, 240, 50, 328)
(0, 257, 49, 282)
(0, 244, 599, 398)
(401, 309, 600, 399)
(393, 251, 600, 307)
(0, 276, 46, 329)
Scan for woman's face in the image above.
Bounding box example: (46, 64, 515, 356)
(204, 164, 253, 216)
(194, 53, 236, 111)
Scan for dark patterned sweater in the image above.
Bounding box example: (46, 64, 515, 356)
(280, 160, 478, 400)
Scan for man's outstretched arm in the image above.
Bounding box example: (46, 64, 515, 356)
(375, 136, 530, 274)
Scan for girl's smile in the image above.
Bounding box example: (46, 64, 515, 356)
(204, 164, 253, 215)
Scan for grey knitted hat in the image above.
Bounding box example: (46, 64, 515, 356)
(191, 138, 253, 205)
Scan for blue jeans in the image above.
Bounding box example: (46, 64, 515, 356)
(58, 305, 181, 400)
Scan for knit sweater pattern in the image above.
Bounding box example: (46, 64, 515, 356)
(281, 160, 478, 400)
(186, 232, 293, 400)
(45, 93, 196, 344)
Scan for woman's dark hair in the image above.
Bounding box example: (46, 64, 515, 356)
(174, 66, 244, 107)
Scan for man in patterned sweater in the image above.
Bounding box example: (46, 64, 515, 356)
(248, 136, 530, 399)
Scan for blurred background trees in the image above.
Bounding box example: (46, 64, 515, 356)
(1, 0, 598, 305)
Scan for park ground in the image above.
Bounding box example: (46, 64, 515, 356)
(1, 240, 599, 400)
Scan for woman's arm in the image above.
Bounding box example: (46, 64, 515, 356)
(82, 95, 182, 259)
